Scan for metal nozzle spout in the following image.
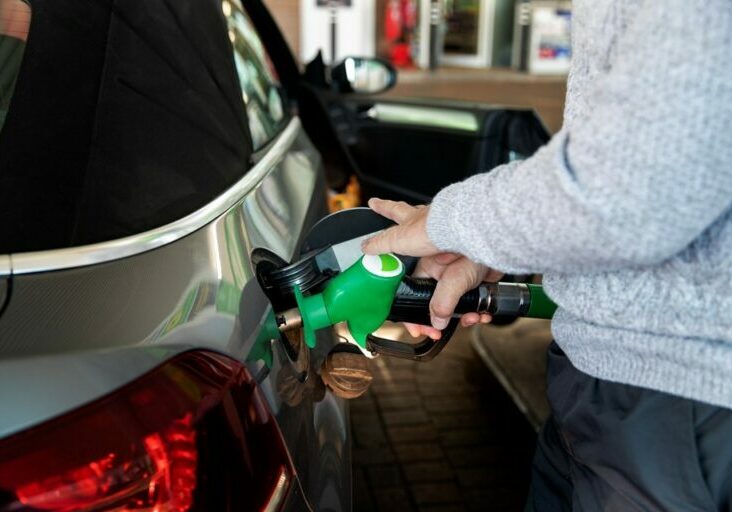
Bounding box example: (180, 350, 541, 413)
(276, 308, 303, 332)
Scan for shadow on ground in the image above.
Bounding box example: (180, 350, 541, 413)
(351, 325, 539, 512)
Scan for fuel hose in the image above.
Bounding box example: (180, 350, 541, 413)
(389, 276, 557, 325)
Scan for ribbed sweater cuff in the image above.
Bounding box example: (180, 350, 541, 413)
(426, 182, 465, 253)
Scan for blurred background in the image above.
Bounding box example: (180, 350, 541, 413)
(264, 1, 570, 510)
(266, 0, 569, 131)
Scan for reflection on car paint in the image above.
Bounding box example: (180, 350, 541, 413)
(247, 309, 278, 370)
(225, 0, 288, 149)
(0, 124, 347, 510)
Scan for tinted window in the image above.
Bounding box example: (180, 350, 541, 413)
(223, 0, 288, 150)
(0, 0, 253, 252)
(0, 0, 30, 134)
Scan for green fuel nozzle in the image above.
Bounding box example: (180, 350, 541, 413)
(290, 253, 406, 349)
(276, 253, 558, 356)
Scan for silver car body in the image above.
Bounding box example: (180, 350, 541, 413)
(0, 117, 350, 511)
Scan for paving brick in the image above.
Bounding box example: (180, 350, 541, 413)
(393, 442, 445, 462)
(416, 359, 471, 374)
(410, 482, 463, 506)
(439, 429, 488, 447)
(371, 380, 420, 395)
(465, 488, 524, 511)
(430, 412, 494, 431)
(423, 395, 482, 413)
(416, 369, 470, 387)
(372, 368, 416, 383)
(350, 411, 381, 423)
(382, 408, 430, 426)
(388, 424, 439, 443)
(367, 464, 404, 487)
(455, 467, 500, 488)
(352, 447, 396, 466)
(380, 357, 419, 370)
(403, 461, 454, 483)
(376, 393, 423, 410)
(417, 382, 479, 397)
(417, 357, 472, 373)
(418, 506, 467, 512)
(352, 417, 389, 447)
(350, 393, 379, 415)
(353, 468, 376, 512)
(446, 446, 503, 467)
(374, 487, 415, 511)
(351, 324, 540, 510)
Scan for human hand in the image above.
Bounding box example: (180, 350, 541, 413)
(361, 198, 441, 258)
(361, 197, 503, 337)
(404, 253, 504, 339)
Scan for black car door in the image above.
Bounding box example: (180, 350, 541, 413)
(325, 94, 550, 203)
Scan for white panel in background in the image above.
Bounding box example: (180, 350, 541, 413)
(300, 0, 376, 64)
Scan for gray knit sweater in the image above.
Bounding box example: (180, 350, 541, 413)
(427, 0, 732, 408)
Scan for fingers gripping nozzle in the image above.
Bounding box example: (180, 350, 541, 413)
(275, 253, 558, 360)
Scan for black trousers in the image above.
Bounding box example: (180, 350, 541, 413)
(526, 343, 732, 512)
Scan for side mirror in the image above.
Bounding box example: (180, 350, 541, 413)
(331, 57, 397, 95)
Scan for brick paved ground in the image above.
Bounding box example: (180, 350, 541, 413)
(350, 326, 537, 512)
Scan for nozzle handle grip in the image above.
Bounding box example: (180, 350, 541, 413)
(389, 277, 556, 324)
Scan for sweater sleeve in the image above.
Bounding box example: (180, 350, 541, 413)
(427, 0, 732, 275)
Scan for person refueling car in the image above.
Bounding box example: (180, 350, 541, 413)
(362, 0, 732, 509)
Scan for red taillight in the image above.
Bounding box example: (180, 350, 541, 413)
(14, 414, 196, 511)
(0, 351, 295, 511)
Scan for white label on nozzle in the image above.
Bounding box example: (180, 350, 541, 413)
(361, 253, 403, 278)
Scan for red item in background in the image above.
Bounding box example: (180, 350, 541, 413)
(402, 0, 417, 29)
(385, 0, 402, 41)
(385, 0, 417, 67)
(391, 42, 413, 67)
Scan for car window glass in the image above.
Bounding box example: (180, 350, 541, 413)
(223, 0, 287, 150)
(0, 0, 30, 134)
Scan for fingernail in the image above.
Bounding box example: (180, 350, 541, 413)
(432, 316, 449, 330)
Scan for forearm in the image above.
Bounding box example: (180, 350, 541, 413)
(426, 133, 640, 275)
(427, 0, 732, 275)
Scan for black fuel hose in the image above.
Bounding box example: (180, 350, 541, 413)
(388, 276, 556, 326)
